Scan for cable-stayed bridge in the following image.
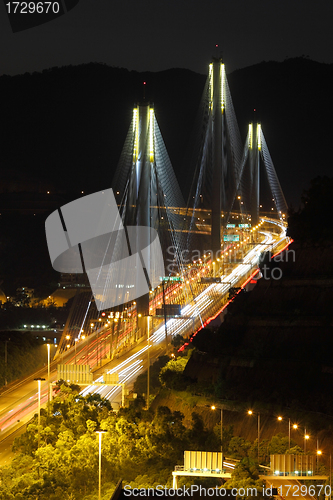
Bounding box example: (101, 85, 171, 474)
(0, 59, 290, 433)
(54, 57, 288, 364)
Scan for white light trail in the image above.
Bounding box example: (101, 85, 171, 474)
(82, 218, 287, 404)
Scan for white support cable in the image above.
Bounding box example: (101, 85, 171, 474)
(260, 132, 288, 219)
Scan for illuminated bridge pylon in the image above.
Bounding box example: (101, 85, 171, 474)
(110, 102, 186, 317)
(237, 122, 289, 226)
(186, 57, 244, 255)
(186, 57, 288, 254)
(55, 102, 186, 359)
(55, 66, 288, 362)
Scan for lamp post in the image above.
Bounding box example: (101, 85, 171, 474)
(161, 280, 168, 353)
(288, 419, 298, 451)
(277, 415, 283, 443)
(65, 334, 70, 363)
(147, 315, 151, 410)
(248, 410, 260, 463)
(279, 416, 298, 451)
(304, 429, 309, 453)
(96, 431, 106, 500)
(4, 338, 10, 386)
(74, 338, 78, 364)
(34, 377, 45, 448)
(46, 344, 51, 414)
(211, 405, 223, 467)
(316, 449, 322, 472)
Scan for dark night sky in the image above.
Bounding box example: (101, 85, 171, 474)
(1, 0, 333, 76)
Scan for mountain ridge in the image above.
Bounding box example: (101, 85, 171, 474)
(1, 57, 332, 207)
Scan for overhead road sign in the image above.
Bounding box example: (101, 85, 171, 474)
(156, 304, 182, 316)
(159, 276, 183, 282)
(200, 277, 222, 284)
(223, 234, 240, 242)
(57, 364, 93, 384)
(103, 373, 119, 384)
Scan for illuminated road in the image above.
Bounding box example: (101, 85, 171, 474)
(76, 218, 288, 404)
(0, 218, 289, 459)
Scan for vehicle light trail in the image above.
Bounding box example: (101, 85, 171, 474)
(0, 218, 289, 425)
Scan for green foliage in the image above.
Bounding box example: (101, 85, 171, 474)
(224, 458, 265, 499)
(268, 433, 289, 454)
(2, 384, 221, 499)
(171, 334, 184, 349)
(2, 375, 318, 500)
(54, 379, 82, 395)
(228, 436, 252, 459)
(226, 433, 304, 467)
(288, 444, 304, 454)
(159, 357, 188, 389)
(212, 424, 234, 453)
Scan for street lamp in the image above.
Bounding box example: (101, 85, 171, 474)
(304, 429, 310, 453)
(96, 431, 106, 500)
(316, 449, 322, 472)
(147, 315, 151, 410)
(74, 338, 78, 364)
(65, 335, 70, 357)
(279, 416, 297, 450)
(4, 338, 10, 386)
(289, 420, 298, 451)
(248, 410, 260, 463)
(34, 377, 45, 448)
(211, 405, 223, 467)
(46, 344, 51, 413)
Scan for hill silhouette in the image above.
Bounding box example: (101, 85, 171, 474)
(0, 58, 332, 206)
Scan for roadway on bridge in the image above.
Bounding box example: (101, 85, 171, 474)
(0, 219, 288, 465)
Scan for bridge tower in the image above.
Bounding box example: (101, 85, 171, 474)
(248, 122, 261, 226)
(112, 102, 185, 320)
(185, 58, 244, 257)
(241, 121, 288, 225)
(210, 58, 226, 256)
(125, 103, 154, 317)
